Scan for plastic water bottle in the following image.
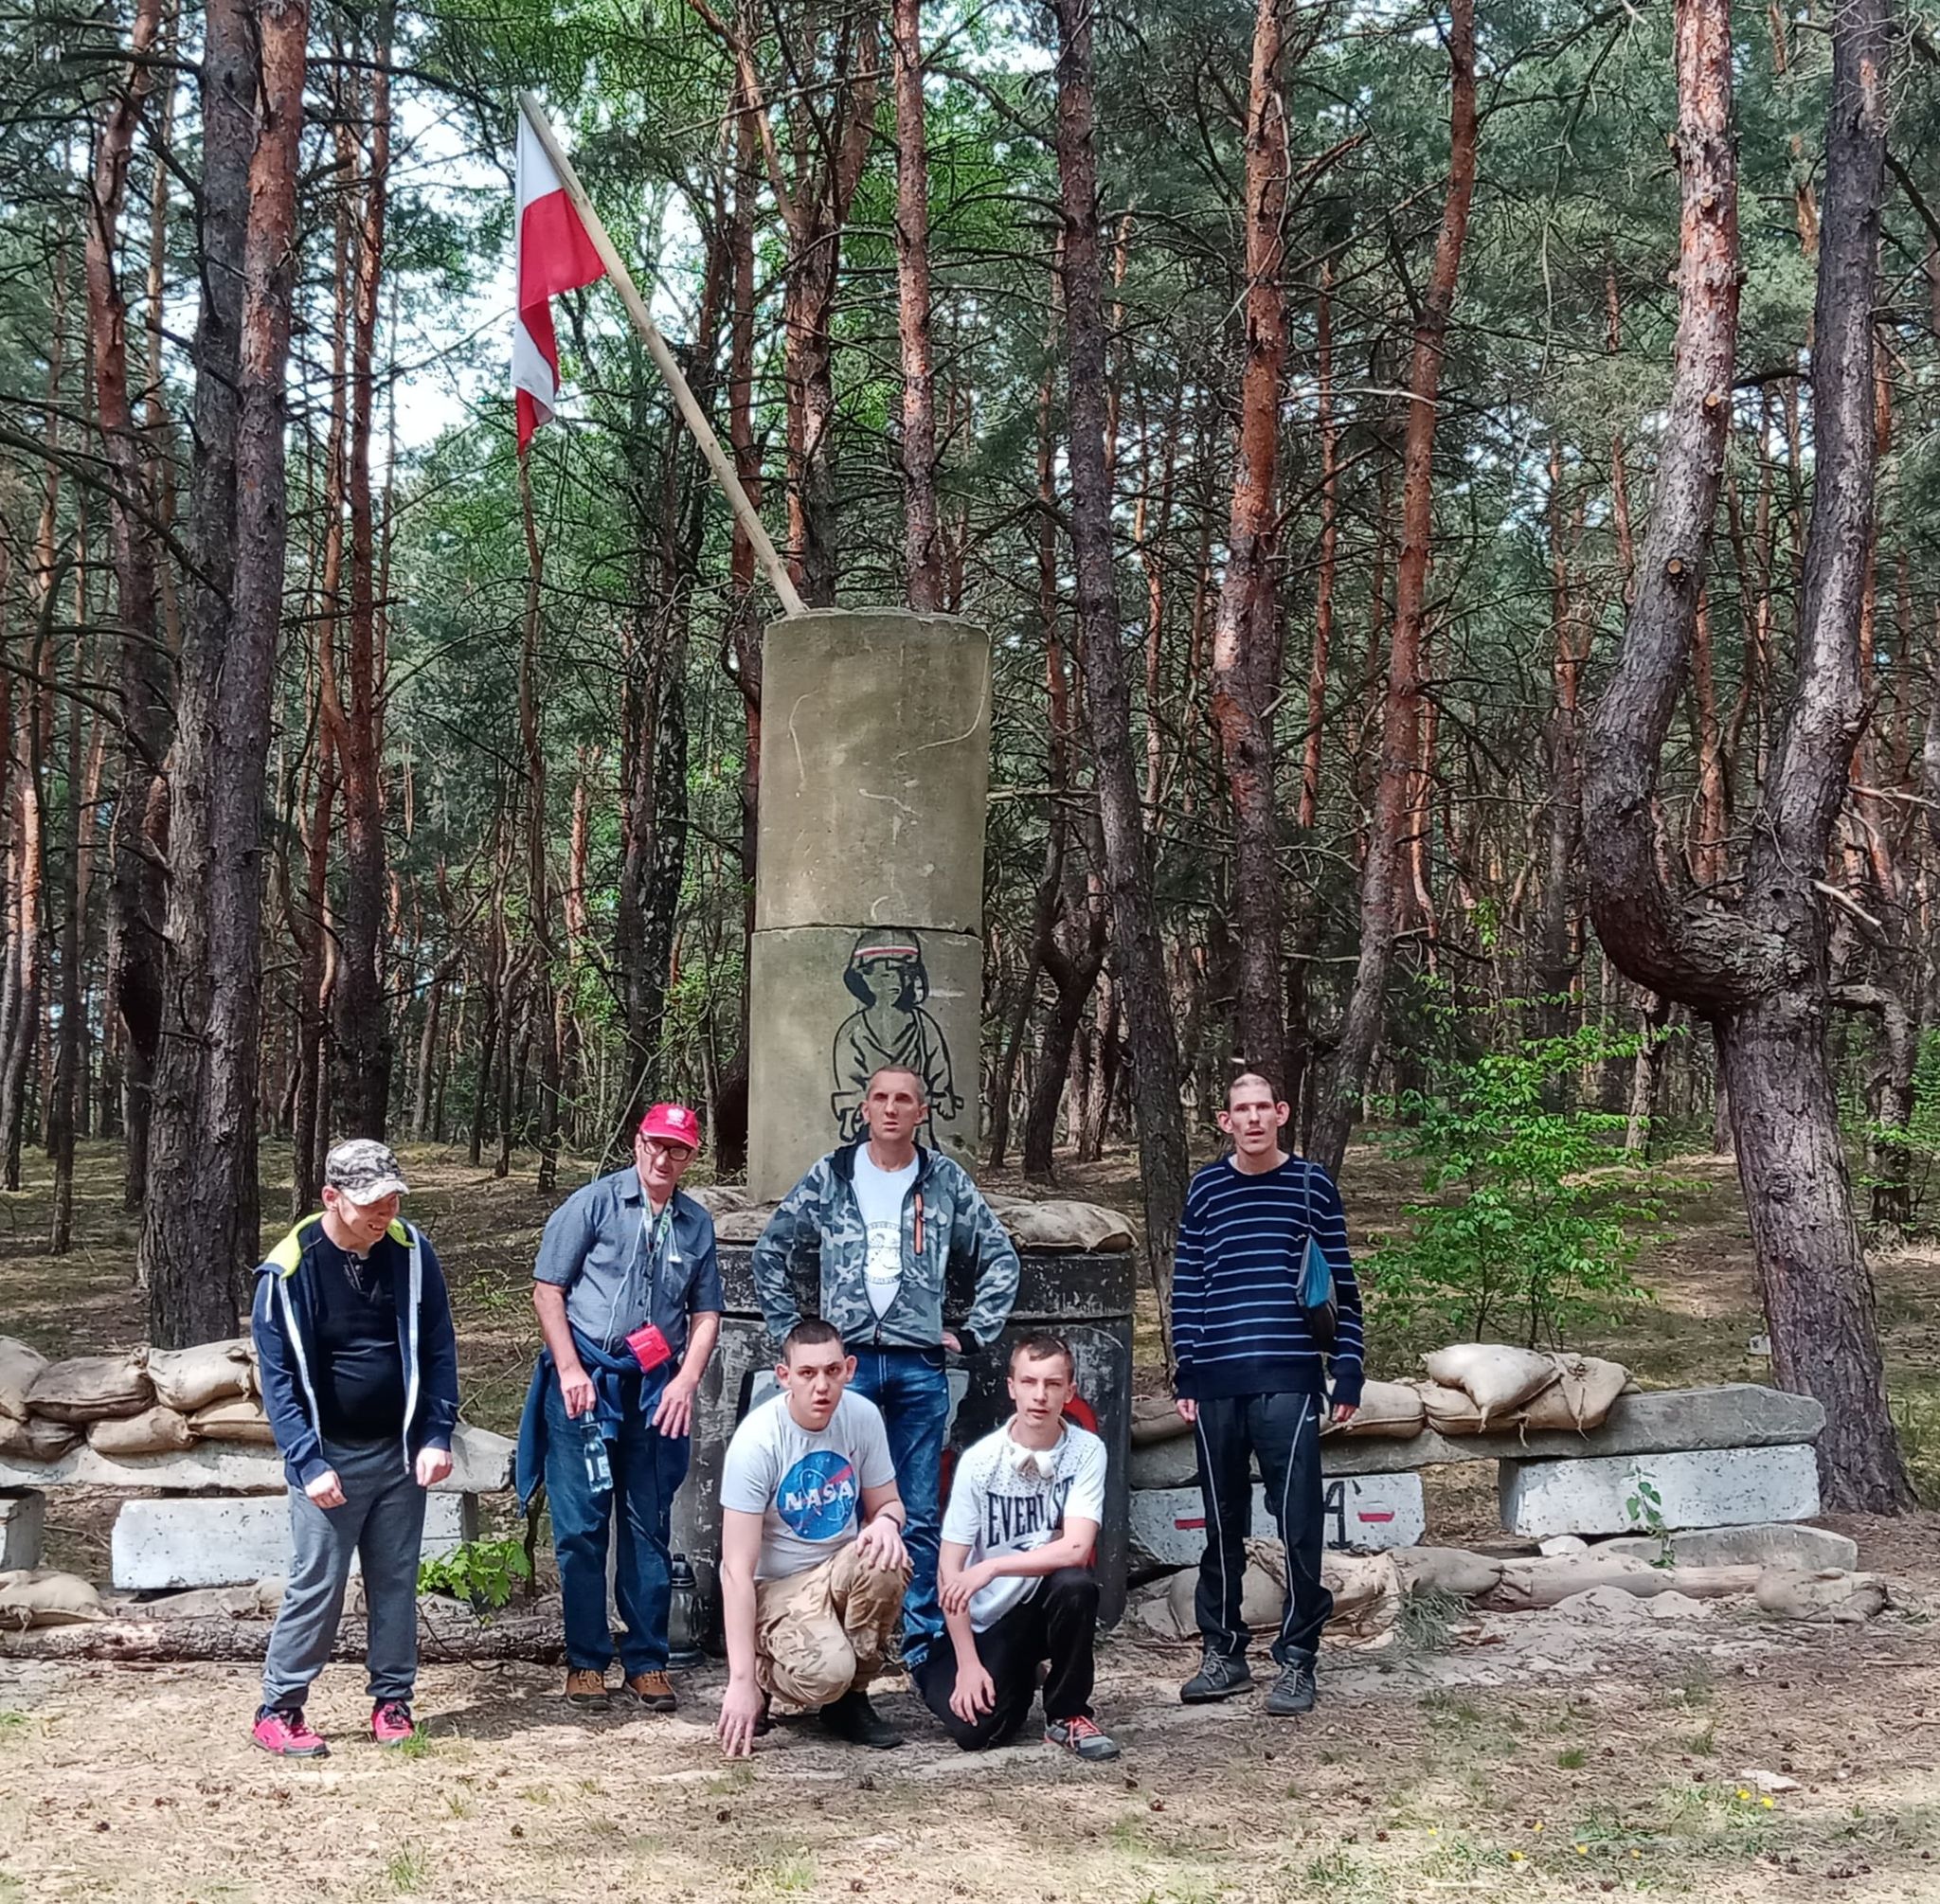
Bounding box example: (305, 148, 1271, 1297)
(580, 1414, 612, 1496)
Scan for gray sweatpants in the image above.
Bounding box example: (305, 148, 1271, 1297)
(261, 1438, 428, 1711)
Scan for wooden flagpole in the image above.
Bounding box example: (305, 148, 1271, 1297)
(518, 91, 807, 619)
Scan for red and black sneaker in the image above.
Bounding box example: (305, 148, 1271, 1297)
(252, 1707, 329, 1758)
(370, 1700, 416, 1748)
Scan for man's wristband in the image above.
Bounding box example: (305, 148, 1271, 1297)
(871, 1507, 907, 1531)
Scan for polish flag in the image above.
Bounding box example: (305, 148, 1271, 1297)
(512, 113, 605, 452)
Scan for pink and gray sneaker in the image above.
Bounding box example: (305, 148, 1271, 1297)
(252, 1707, 329, 1757)
(370, 1700, 416, 1748)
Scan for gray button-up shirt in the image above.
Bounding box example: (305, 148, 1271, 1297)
(533, 1168, 724, 1356)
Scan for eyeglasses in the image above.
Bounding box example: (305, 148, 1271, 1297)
(636, 1136, 695, 1161)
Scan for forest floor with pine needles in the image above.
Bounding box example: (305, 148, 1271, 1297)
(2, 1139, 1937, 1901)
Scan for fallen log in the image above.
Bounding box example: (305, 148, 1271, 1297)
(0, 1601, 569, 1664)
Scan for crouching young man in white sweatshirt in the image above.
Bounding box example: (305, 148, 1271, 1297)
(916, 1334, 1119, 1762)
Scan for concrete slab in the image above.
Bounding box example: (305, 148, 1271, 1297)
(1130, 1386, 1828, 1483)
(1597, 1520, 1858, 1572)
(111, 1491, 477, 1590)
(1500, 1445, 1821, 1540)
(0, 1488, 45, 1569)
(1128, 1473, 1427, 1570)
(0, 1420, 514, 1496)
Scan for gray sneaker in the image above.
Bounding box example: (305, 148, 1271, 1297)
(1179, 1651, 1253, 1703)
(1266, 1661, 1318, 1715)
(1046, 1715, 1122, 1762)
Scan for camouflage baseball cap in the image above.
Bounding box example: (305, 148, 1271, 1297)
(324, 1139, 410, 1204)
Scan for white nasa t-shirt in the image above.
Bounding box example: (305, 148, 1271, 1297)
(941, 1422, 1107, 1630)
(719, 1391, 896, 1583)
(852, 1149, 918, 1320)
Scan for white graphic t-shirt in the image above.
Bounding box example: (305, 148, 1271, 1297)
(852, 1149, 918, 1321)
(940, 1421, 1107, 1630)
(719, 1391, 896, 1582)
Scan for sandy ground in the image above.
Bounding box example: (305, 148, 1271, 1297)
(4, 1581, 1938, 1903)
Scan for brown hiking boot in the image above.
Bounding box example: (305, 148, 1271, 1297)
(623, 1671, 677, 1713)
(565, 1669, 610, 1711)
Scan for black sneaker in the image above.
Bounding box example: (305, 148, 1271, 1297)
(817, 1689, 904, 1750)
(1180, 1650, 1253, 1703)
(1266, 1661, 1318, 1716)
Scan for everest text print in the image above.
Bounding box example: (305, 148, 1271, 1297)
(941, 1423, 1108, 1630)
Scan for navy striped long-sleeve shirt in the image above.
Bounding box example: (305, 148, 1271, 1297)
(1170, 1154, 1365, 1407)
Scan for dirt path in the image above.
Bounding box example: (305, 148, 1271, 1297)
(4, 1597, 1936, 1903)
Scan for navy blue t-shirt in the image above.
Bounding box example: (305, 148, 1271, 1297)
(311, 1234, 406, 1445)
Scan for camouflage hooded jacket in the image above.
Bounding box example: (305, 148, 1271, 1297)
(749, 1141, 1020, 1353)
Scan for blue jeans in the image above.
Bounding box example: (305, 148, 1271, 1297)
(847, 1344, 950, 1665)
(542, 1367, 692, 1676)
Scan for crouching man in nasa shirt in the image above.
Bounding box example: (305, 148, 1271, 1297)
(716, 1320, 909, 1755)
(917, 1334, 1120, 1762)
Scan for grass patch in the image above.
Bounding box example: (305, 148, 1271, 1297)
(1556, 1745, 1587, 1769)
(1395, 1584, 1471, 1654)
(386, 1845, 429, 1894)
(756, 1849, 816, 1895)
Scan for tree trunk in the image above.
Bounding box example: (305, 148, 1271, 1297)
(516, 456, 561, 1194)
(88, 0, 169, 1214)
(889, 0, 943, 611)
(142, 0, 311, 1347)
(1313, 0, 1476, 1176)
(1050, 0, 1190, 1290)
(330, 11, 394, 1139)
(1583, 0, 1910, 1511)
(1536, 440, 1585, 1033)
(1299, 257, 1338, 832)
(1208, 0, 1291, 1087)
(49, 630, 86, 1251)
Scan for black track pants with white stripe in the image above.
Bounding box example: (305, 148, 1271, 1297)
(1191, 1390, 1333, 1667)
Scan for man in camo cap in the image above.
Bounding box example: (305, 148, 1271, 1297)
(249, 1139, 460, 1756)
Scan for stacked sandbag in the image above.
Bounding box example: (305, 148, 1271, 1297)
(0, 1337, 47, 1423)
(984, 1195, 1137, 1253)
(26, 1354, 153, 1425)
(1515, 1355, 1628, 1432)
(1420, 1345, 1560, 1429)
(1411, 1344, 1630, 1436)
(189, 1395, 277, 1445)
(1132, 1542, 1402, 1647)
(88, 1406, 196, 1458)
(147, 1338, 255, 1412)
(1321, 1378, 1425, 1439)
(0, 1569, 104, 1628)
(0, 1415, 81, 1463)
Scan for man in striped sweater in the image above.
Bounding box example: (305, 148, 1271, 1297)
(1171, 1073, 1364, 1715)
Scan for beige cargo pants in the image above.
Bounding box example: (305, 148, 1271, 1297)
(755, 1543, 908, 1710)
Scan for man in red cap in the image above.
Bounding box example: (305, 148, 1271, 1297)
(517, 1104, 723, 1712)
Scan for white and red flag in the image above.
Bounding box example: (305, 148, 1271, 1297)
(512, 113, 606, 452)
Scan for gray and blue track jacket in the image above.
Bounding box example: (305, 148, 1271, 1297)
(252, 1214, 460, 1489)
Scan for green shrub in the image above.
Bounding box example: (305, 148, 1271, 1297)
(1370, 1004, 1664, 1348)
(417, 1536, 530, 1611)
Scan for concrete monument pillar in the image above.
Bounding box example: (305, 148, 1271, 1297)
(746, 608, 991, 1202)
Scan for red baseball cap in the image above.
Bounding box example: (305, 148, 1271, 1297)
(639, 1103, 702, 1150)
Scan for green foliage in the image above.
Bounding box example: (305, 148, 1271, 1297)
(1370, 1003, 1663, 1349)
(1848, 1029, 1940, 1230)
(417, 1537, 531, 1611)
(1623, 1471, 1674, 1568)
